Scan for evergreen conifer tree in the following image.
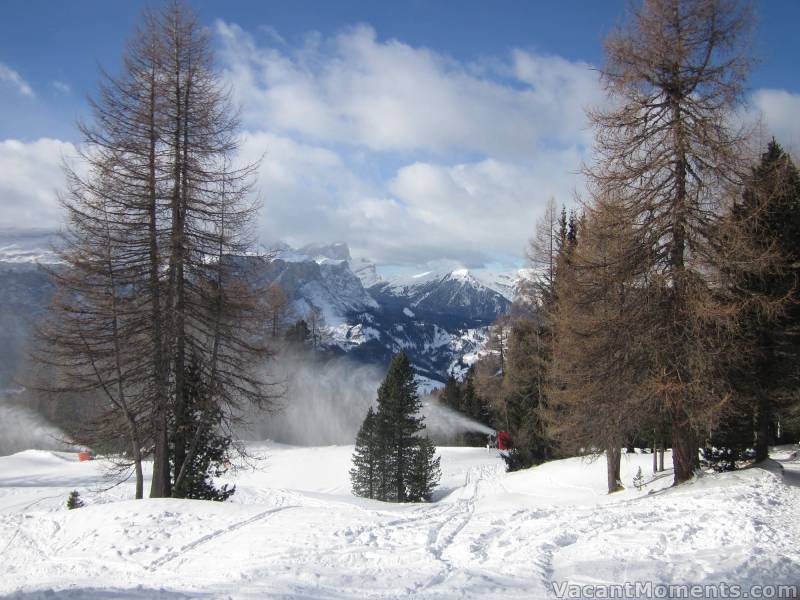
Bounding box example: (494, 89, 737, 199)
(66, 490, 84, 510)
(350, 407, 380, 499)
(407, 437, 442, 502)
(171, 354, 235, 501)
(440, 375, 463, 412)
(285, 319, 311, 347)
(350, 351, 440, 502)
(727, 140, 800, 461)
(375, 351, 423, 502)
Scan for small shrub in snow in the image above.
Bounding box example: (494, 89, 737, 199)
(633, 467, 645, 491)
(67, 490, 84, 510)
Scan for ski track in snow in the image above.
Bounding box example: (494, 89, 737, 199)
(0, 445, 799, 599)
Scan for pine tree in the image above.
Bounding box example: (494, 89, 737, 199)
(728, 140, 800, 462)
(406, 437, 441, 502)
(171, 353, 235, 501)
(351, 352, 439, 502)
(285, 319, 311, 347)
(350, 407, 380, 499)
(585, 0, 754, 484)
(702, 403, 754, 472)
(265, 283, 292, 339)
(633, 467, 645, 491)
(67, 490, 84, 510)
(39, 1, 275, 500)
(375, 352, 423, 502)
(549, 195, 651, 493)
(440, 375, 463, 411)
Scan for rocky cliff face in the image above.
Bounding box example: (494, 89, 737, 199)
(0, 236, 515, 391)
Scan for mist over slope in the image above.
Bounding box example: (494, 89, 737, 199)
(0, 232, 510, 447)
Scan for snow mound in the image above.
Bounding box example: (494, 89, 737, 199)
(1, 445, 798, 598)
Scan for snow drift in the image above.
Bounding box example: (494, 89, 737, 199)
(1, 444, 798, 598)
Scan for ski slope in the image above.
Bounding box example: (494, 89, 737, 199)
(1, 443, 799, 599)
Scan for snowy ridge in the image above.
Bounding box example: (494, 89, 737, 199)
(0, 236, 513, 389)
(370, 266, 532, 303)
(0, 230, 60, 265)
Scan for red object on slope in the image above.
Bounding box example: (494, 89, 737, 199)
(497, 431, 511, 450)
(78, 452, 93, 462)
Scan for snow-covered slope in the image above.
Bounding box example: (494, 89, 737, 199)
(1, 445, 799, 598)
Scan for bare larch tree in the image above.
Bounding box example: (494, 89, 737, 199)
(40, 0, 276, 499)
(586, 0, 754, 483)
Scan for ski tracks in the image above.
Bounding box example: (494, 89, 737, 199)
(148, 504, 299, 571)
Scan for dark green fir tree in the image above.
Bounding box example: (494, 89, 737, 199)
(406, 437, 442, 502)
(66, 490, 84, 510)
(350, 406, 380, 499)
(171, 355, 235, 501)
(375, 351, 424, 502)
(726, 139, 800, 462)
(350, 351, 441, 502)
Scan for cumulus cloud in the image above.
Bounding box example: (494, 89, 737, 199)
(237, 130, 583, 265)
(0, 62, 34, 97)
(0, 138, 73, 229)
(217, 21, 601, 159)
(750, 89, 800, 153)
(217, 22, 598, 266)
(7, 23, 794, 270)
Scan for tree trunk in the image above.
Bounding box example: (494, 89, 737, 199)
(754, 392, 772, 462)
(128, 425, 144, 500)
(652, 439, 658, 474)
(169, 46, 190, 499)
(606, 446, 622, 493)
(658, 442, 665, 472)
(147, 56, 170, 499)
(670, 406, 698, 484)
(150, 417, 171, 497)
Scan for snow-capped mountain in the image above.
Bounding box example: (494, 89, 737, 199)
(254, 243, 379, 326)
(368, 269, 510, 328)
(0, 233, 516, 390)
(253, 242, 515, 383)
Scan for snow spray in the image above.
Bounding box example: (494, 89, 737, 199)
(419, 398, 495, 438)
(240, 351, 385, 445)
(0, 394, 67, 455)
(240, 351, 495, 445)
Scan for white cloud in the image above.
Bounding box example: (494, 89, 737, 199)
(238, 131, 582, 266)
(0, 62, 34, 97)
(0, 138, 73, 229)
(52, 80, 71, 95)
(216, 22, 598, 266)
(217, 22, 600, 159)
(750, 89, 800, 153)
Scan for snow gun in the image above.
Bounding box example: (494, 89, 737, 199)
(487, 430, 511, 451)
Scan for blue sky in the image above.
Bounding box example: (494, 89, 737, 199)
(1, 1, 799, 268)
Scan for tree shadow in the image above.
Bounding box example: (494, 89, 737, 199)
(752, 457, 800, 487)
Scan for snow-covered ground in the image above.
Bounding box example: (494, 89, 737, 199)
(1, 444, 799, 599)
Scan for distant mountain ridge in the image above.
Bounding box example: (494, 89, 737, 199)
(0, 233, 520, 391)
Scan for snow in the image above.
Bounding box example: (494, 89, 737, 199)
(403, 307, 415, 318)
(1, 445, 799, 598)
(448, 328, 490, 378)
(415, 375, 445, 395)
(328, 322, 382, 350)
